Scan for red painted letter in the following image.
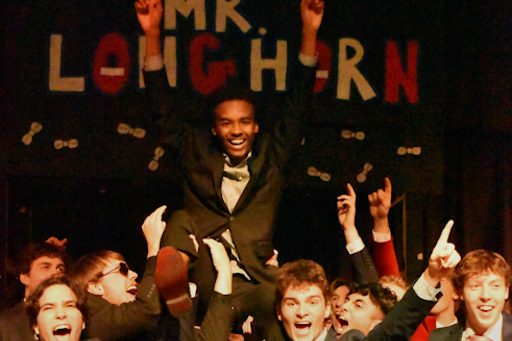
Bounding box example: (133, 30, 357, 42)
(314, 40, 331, 94)
(385, 41, 418, 104)
(189, 33, 236, 95)
(92, 33, 131, 94)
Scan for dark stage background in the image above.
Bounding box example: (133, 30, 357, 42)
(1, 0, 512, 306)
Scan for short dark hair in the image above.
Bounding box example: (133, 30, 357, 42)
(275, 259, 330, 308)
(330, 277, 350, 295)
(453, 249, 512, 294)
(25, 276, 88, 328)
(68, 250, 125, 291)
(19, 242, 68, 276)
(206, 82, 257, 125)
(348, 282, 397, 315)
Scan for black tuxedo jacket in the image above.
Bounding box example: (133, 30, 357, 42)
(428, 311, 512, 340)
(0, 301, 33, 341)
(339, 284, 437, 341)
(143, 60, 316, 304)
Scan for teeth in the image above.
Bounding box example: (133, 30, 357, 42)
(337, 315, 348, 327)
(53, 325, 71, 335)
(295, 322, 311, 329)
(126, 284, 137, 295)
(230, 139, 244, 145)
(479, 306, 493, 312)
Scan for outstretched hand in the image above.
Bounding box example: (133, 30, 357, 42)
(204, 238, 232, 295)
(142, 205, 167, 258)
(301, 0, 324, 33)
(426, 220, 461, 286)
(337, 183, 356, 230)
(134, 0, 163, 35)
(203, 238, 231, 274)
(46, 236, 68, 249)
(368, 177, 392, 221)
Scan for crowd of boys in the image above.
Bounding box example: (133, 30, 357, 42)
(1, 0, 512, 340)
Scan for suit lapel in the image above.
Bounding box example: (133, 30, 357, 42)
(501, 312, 512, 340)
(232, 150, 264, 213)
(212, 151, 229, 212)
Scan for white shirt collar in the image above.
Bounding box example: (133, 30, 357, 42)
(462, 314, 503, 341)
(223, 152, 252, 167)
(315, 328, 328, 341)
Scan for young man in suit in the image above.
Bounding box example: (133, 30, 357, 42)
(0, 242, 67, 341)
(429, 249, 512, 340)
(25, 276, 87, 341)
(272, 220, 460, 341)
(135, 0, 324, 336)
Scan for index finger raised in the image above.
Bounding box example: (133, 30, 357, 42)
(436, 220, 454, 246)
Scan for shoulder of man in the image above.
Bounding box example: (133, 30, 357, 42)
(428, 323, 463, 341)
(339, 329, 366, 341)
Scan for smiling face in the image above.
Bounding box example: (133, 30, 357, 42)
(278, 284, 331, 341)
(330, 285, 350, 335)
(337, 293, 385, 336)
(34, 284, 84, 341)
(89, 258, 138, 305)
(21, 256, 65, 297)
(212, 100, 259, 166)
(462, 271, 509, 334)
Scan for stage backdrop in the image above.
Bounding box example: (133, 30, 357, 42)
(0, 0, 455, 288)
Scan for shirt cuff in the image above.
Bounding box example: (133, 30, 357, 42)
(144, 54, 164, 71)
(372, 230, 392, 243)
(413, 273, 441, 302)
(298, 51, 317, 67)
(346, 237, 365, 255)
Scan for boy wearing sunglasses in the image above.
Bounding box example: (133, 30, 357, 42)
(69, 206, 167, 340)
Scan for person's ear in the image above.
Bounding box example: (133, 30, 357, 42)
(211, 127, 217, 136)
(34, 326, 40, 337)
(255, 123, 259, 133)
(506, 288, 510, 300)
(87, 282, 104, 296)
(276, 307, 282, 321)
(324, 302, 331, 319)
(82, 322, 86, 330)
(20, 273, 29, 286)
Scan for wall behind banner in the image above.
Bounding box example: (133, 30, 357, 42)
(1, 0, 456, 300)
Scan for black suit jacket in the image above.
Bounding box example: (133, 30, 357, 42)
(143, 60, 316, 304)
(0, 301, 34, 341)
(83, 257, 161, 341)
(339, 284, 437, 341)
(428, 311, 512, 340)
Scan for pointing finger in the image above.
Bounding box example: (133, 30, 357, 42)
(384, 177, 392, 194)
(436, 220, 454, 247)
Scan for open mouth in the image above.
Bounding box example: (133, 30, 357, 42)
(126, 284, 137, 296)
(229, 139, 246, 148)
(336, 314, 349, 327)
(478, 305, 494, 313)
(294, 322, 312, 330)
(53, 325, 71, 336)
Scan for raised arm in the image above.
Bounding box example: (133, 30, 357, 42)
(142, 205, 167, 258)
(424, 220, 460, 287)
(198, 238, 235, 341)
(300, 0, 324, 57)
(369, 178, 400, 277)
(337, 183, 379, 284)
(135, 0, 162, 57)
(337, 183, 359, 244)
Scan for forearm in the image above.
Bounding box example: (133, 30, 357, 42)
(145, 29, 161, 57)
(300, 28, 317, 57)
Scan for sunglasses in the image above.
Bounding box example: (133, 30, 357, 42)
(99, 262, 130, 279)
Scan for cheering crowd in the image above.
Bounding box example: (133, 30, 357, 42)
(1, 0, 511, 340)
